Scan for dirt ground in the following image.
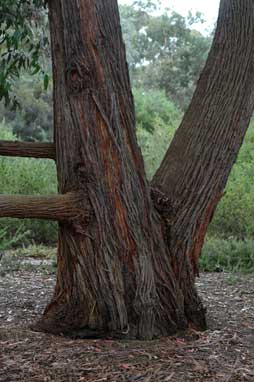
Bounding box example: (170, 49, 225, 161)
(0, 254, 254, 381)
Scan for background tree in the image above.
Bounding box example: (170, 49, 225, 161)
(0, 0, 49, 107)
(0, 1, 211, 142)
(120, 3, 212, 109)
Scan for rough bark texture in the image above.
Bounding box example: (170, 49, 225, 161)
(0, 141, 55, 159)
(0, 193, 84, 221)
(152, 0, 254, 322)
(35, 0, 192, 339)
(29, 0, 254, 339)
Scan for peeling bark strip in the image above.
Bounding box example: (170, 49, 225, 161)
(0, 192, 84, 221)
(0, 141, 55, 159)
(153, 0, 254, 288)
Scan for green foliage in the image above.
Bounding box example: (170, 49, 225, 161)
(209, 128, 254, 240)
(0, 2, 210, 139)
(120, 4, 212, 110)
(134, 87, 180, 132)
(0, 0, 49, 107)
(200, 237, 254, 273)
(0, 122, 57, 244)
(148, 27, 211, 109)
(0, 124, 56, 194)
(13, 244, 56, 259)
(0, 75, 53, 141)
(0, 225, 28, 251)
(135, 88, 181, 178)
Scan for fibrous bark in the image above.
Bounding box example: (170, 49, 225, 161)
(2, 0, 253, 340)
(0, 141, 55, 159)
(0, 192, 84, 221)
(34, 0, 195, 339)
(152, 0, 254, 322)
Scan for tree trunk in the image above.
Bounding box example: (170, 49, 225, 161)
(152, 0, 254, 320)
(35, 0, 191, 339)
(33, 0, 254, 339)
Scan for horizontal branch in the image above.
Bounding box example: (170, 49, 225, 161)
(0, 192, 84, 221)
(0, 141, 56, 160)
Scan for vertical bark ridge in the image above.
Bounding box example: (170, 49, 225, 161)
(152, 0, 254, 323)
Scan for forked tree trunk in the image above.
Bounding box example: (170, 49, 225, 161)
(19, 0, 254, 339)
(32, 0, 254, 339)
(35, 0, 191, 339)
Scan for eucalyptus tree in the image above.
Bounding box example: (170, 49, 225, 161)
(119, 3, 212, 109)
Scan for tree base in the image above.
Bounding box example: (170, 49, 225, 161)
(31, 297, 207, 340)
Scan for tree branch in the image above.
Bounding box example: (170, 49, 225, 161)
(0, 141, 56, 160)
(0, 192, 84, 221)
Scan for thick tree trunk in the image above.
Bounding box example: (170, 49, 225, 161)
(152, 0, 254, 321)
(35, 0, 193, 339)
(33, 0, 254, 339)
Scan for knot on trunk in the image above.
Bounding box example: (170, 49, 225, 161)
(69, 191, 94, 228)
(66, 56, 93, 95)
(151, 187, 174, 225)
(75, 162, 97, 190)
(59, 189, 93, 236)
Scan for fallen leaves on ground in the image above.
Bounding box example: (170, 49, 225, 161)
(0, 264, 254, 381)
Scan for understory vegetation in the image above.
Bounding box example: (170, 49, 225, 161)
(0, 1, 253, 273)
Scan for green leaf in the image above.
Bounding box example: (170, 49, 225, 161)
(43, 73, 49, 90)
(31, 64, 41, 75)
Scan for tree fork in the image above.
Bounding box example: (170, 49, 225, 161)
(0, 192, 86, 221)
(0, 140, 56, 159)
(31, 0, 204, 340)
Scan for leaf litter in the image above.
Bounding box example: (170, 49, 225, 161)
(0, 253, 254, 382)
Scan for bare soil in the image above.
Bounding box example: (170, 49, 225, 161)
(0, 255, 254, 381)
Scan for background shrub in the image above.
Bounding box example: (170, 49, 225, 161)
(0, 122, 57, 244)
(135, 88, 181, 179)
(208, 128, 254, 240)
(200, 237, 254, 273)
